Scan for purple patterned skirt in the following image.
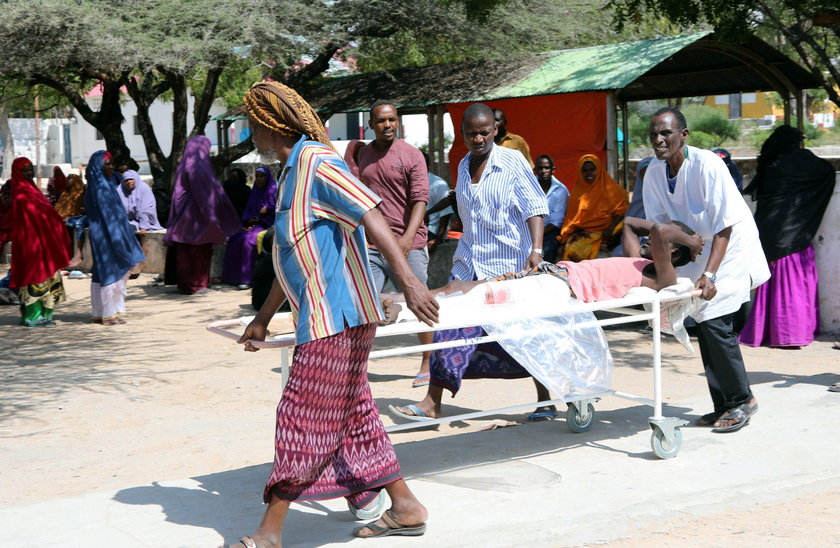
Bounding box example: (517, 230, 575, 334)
(264, 323, 401, 507)
(430, 326, 529, 396)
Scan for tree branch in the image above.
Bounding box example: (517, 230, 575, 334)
(30, 73, 97, 124)
(755, 1, 840, 110)
(212, 136, 253, 173)
(190, 65, 224, 138)
(284, 42, 343, 89)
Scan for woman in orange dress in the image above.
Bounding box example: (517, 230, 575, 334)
(558, 154, 628, 261)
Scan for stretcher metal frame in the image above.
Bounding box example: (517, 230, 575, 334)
(207, 288, 699, 459)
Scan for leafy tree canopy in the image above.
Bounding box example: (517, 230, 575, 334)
(606, 0, 840, 109)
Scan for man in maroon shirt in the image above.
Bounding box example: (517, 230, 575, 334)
(358, 100, 433, 387)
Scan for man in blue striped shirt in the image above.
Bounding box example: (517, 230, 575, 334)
(391, 103, 556, 422)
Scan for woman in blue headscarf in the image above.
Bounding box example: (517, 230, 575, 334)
(220, 166, 278, 288)
(84, 151, 146, 325)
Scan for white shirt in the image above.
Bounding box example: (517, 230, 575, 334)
(643, 145, 770, 321)
(452, 145, 549, 280)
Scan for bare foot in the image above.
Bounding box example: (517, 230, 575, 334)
(67, 256, 82, 268)
(378, 298, 402, 325)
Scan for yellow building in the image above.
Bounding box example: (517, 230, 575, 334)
(704, 91, 840, 127)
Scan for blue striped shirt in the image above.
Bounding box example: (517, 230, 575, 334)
(273, 136, 385, 345)
(451, 144, 549, 280)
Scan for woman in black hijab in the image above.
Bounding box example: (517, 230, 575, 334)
(739, 125, 835, 348)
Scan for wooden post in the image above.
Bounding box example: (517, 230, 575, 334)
(620, 99, 630, 190)
(216, 120, 223, 155)
(435, 105, 446, 182)
(783, 94, 791, 126)
(606, 91, 617, 181)
(426, 106, 436, 172)
(795, 89, 805, 132)
(34, 86, 42, 189)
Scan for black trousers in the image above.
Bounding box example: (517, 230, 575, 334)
(696, 313, 753, 412)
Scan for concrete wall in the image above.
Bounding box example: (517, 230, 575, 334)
(814, 173, 840, 335)
(75, 231, 227, 279)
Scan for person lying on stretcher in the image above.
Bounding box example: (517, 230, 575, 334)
(383, 218, 703, 320)
(382, 218, 703, 422)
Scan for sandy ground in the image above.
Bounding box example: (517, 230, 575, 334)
(1, 270, 839, 547)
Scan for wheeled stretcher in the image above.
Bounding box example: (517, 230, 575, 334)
(208, 278, 700, 459)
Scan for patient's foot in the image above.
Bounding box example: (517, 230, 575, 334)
(379, 297, 403, 325)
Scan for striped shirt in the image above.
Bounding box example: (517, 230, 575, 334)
(273, 136, 385, 345)
(451, 144, 549, 280)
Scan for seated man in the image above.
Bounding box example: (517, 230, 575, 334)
(117, 170, 162, 233)
(385, 218, 702, 421)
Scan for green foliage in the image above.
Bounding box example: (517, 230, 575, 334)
(627, 112, 652, 147)
(351, 0, 693, 73)
(681, 105, 739, 145)
(686, 130, 717, 149)
(605, 0, 840, 111)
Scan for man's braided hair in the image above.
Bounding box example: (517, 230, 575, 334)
(243, 81, 333, 149)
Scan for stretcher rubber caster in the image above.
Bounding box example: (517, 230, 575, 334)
(348, 491, 386, 520)
(566, 402, 595, 433)
(649, 420, 686, 459)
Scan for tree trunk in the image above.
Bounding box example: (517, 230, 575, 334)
(190, 66, 223, 139)
(97, 76, 130, 160)
(125, 73, 168, 190)
(0, 103, 14, 181)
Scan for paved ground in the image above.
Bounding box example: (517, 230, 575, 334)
(1, 272, 838, 547)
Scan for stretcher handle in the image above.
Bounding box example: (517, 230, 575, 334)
(205, 318, 289, 349)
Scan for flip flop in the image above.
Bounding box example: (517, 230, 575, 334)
(828, 383, 840, 393)
(527, 406, 556, 422)
(353, 509, 426, 538)
(388, 404, 433, 422)
(833, 342, 840, 350)
(411, 372, 430, 388)
(712, 402, 758, 433)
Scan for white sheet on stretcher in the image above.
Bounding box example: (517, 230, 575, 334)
(396, 275, 613, 399)
(394, 275, 702, 399)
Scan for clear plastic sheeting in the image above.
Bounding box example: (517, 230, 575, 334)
(478, 275, 614, 399)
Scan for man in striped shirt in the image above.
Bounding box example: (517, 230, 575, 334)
(392, 103, 555, 422)
(231, 81, 438, 546)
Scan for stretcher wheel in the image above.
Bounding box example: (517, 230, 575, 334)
(566, 403, 595, 433)
(650, 427, 683, 459)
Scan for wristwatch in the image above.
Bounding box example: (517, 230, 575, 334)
(702, 271, 717, 283)
(531, 248, 543, 255)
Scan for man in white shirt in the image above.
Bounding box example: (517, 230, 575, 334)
(643, 107, 770, 433)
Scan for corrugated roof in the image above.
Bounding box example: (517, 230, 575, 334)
(492, 32, 709, 99)
(215, 31, 820, 119)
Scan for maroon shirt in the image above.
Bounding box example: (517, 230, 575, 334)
(357, 138, 429, 249)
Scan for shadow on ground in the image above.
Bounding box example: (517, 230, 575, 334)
(113, 401, 689, 546)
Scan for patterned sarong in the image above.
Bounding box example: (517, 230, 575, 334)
(265, 323, 401, 506)
(429, 326, 530, 396)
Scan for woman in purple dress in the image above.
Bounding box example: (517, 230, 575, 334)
(164, 136, 240, 295)
(739, 125, 835, 348)
(221, 166, 278, 288)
